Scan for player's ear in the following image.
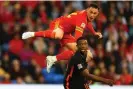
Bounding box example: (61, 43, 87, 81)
(97, 9, 100, 14)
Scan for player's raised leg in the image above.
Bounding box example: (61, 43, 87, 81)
(22, 28, 64, 40)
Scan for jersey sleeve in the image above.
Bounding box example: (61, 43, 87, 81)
(87, 23, 96, 35)
(74, 11, 86, 40)
(74, 26, 84, 40)
(74, 17, 84, 40)
(76, 62, 86, 72)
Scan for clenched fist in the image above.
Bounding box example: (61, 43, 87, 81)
(95, 32, 102, 39)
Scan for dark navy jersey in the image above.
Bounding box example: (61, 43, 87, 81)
(64, 51, 90, 89)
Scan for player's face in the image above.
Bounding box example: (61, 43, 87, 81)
(87, 7, 99, 22)
(77, 40, 88, 52)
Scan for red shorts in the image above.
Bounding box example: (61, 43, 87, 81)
(60, 34, 76, 47)
(49, 19, 76, 47)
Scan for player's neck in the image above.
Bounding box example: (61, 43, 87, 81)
(79, 50, 87, 56)
(87, 16, 92, 23)
(85, 10, 92, 23)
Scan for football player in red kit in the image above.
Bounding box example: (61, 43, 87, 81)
(22, 3, 102, 73)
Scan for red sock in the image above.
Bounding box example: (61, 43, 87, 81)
(56, 50, 74, 61)
(35, 30, 55, 38)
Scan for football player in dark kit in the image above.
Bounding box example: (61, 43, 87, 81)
(64, 37, 114, 89)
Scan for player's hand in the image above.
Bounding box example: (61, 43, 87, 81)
(95, 32, 102, 39)
(22, 32, 35, 39)
(104, 79, 114, 86)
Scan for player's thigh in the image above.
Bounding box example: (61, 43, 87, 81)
(65, 42, 77, 52)
(50, 20, 64, 39)
(61, 46, 70, 51)
(60, 34, 77, 52)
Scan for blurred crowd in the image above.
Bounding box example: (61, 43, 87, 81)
(0, 1, 133, 85)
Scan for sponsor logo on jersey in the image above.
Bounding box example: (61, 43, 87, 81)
(81, 23, 86, 28)
(77, 64, 83, 69)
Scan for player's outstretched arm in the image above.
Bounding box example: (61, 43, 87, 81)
(87, 24, 102, 39)
(81, 69, 114, 86)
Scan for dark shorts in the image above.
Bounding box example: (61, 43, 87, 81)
(63, 83, 90, 89)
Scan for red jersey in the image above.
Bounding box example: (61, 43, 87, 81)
(57, 10, 96, 35)
(35, 10, 97, 46)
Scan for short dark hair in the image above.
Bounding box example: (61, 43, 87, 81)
(88, 3, 99, 10)
(76, 37, 88, 44)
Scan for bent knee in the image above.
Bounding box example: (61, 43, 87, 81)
(53, 28, 64, 39)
